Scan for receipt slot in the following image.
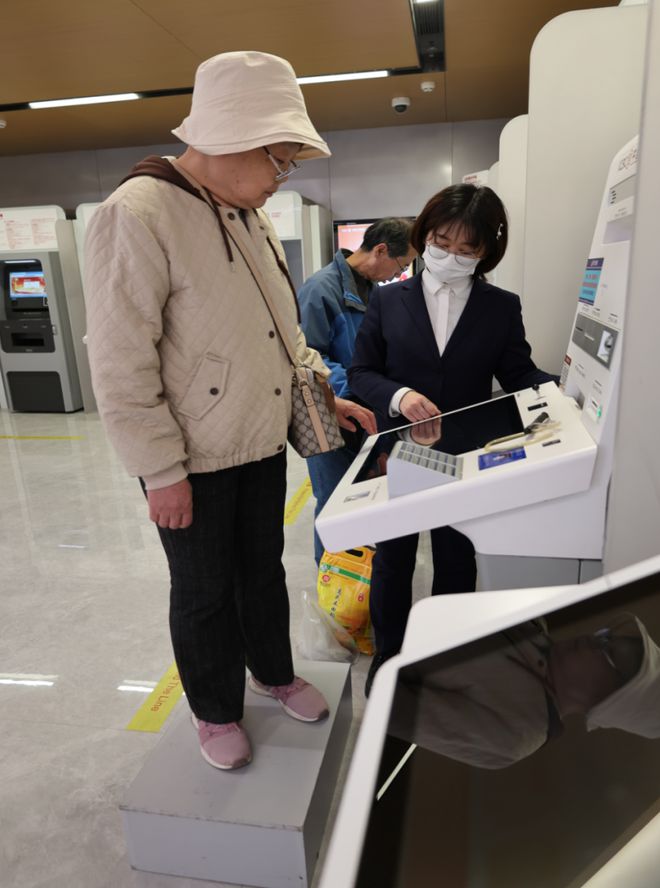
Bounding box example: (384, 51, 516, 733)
(0, 251, 82, 412)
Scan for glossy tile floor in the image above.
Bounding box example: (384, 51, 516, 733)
(0, 409, 434, 888)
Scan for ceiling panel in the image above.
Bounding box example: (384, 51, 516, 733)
(0, 0, 621, 157)
(134, 0, 420, 76)
(0, 0, 198, 101)
(0, 96, 192, 156)
(303, 73, 447, 131)
(444, 0, 618, 120)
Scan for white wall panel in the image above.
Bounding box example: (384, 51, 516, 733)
(496, 115, 528, 301)
(522, 5, 647, 375)
(95, 143, 181, 197)
(0, 121, 506, 222)
(451, 119, 508, 186)
(322, 123, 452, 219)
(0, 151, 101, 210)
(605, 0, 660, 571)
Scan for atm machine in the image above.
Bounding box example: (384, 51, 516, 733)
(317, 137, 638, 588)
(0, 206, 83, 412)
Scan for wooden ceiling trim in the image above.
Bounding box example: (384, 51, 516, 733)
(135, 0, 419, 74)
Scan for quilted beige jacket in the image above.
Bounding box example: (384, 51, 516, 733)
(84, 165, 327, 489)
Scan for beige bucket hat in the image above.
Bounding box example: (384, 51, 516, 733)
(172, 51, 330, 160)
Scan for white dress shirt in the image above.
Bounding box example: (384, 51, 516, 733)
(389, 270, 473, 417)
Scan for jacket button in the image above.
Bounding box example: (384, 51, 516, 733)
(274, 388, 282, 396)
(268, 330, 275, 338)
(209, 387, 219, 395)
(227, 212, 236, 220)
(277, 444, 284, 452)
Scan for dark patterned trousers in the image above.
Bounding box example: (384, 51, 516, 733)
(151, 452, 294, 724)
(370, 526, 477, 657)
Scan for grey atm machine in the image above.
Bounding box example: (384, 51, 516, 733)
(0, 250, 82, 413)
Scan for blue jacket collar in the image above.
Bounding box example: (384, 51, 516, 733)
(334, 248, 375, 310)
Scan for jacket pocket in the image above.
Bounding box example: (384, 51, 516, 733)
(176, 353, 230, 421)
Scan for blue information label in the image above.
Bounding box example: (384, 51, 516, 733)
(478, 448, 527, 470)
(579, 257, 604, 305)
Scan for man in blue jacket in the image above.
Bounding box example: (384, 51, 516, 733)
(298, 218, 415, 563)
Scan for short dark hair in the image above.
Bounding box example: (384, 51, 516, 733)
(411, 185, 508, 277)
(360, 217, 413, 258)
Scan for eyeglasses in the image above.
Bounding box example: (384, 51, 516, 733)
(426, 241, 480, 266)
(394, 256, 408, 275)
(263, 147, 301, 182)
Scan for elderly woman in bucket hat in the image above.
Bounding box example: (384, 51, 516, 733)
(84, 51, 375, 770)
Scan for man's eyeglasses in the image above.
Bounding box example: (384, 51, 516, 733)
(263, 147, 301, 182)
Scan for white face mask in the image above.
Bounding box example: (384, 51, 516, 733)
(422, 244, 479, 283)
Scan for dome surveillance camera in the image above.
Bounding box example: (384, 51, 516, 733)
(391, 96, 411, 114)
(0, 119, 7, 129)
(420, 81, 436, 94)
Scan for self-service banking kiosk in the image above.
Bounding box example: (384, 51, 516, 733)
(0, 207, 83, 413)
(317, 137, 638, 588)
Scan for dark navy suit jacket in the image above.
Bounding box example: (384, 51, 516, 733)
(348, 273, 554, 429)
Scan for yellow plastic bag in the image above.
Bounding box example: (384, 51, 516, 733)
(317, 546, 375, 655)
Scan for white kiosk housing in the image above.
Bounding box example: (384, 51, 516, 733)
(316, 138, 638, 588)
(264, 191, 332, 290)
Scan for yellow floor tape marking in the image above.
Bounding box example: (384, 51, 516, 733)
(0, 435, 83, 440)
(284, 477, 313, 525)
(126, 662, 183, 733)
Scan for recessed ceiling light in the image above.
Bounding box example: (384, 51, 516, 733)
(296, 70, 389, 85)
(29, 93, 140, 109)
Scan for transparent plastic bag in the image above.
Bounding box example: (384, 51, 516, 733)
(296, 589, 359, 664)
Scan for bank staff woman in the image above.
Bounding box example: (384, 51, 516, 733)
(348, 184, 555, 694)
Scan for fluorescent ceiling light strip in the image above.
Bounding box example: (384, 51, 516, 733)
(29, 93, 139, 109)
(296, 70, 388, 85)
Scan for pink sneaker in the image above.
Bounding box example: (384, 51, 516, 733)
(248, 675, 329, 722)
(191, 714, 252, 770)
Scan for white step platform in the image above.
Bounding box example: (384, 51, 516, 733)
(121, 660, 352, 888)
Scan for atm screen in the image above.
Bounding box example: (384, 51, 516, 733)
(352, 394, 524, 483)
(355, 569, 660, 888)
(9, 270, 48, 304)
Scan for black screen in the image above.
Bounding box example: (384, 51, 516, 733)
(355, 571, 660, 887)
